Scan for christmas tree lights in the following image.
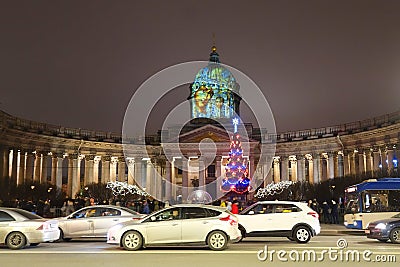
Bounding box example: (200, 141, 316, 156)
(221, 118, 250, 193)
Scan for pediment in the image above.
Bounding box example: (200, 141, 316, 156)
(166, 124, 255, 143)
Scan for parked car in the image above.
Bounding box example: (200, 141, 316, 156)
(107, 204, 241, 251)
(57, 205, 144, 241)
(365, 213, 400, 243)
(0, 207, 60, 249)
(236, 201, 321, 243)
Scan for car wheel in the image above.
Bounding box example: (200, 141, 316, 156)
(122, 231, 143, 251)
(30, 243, 40, 246)
(207, 230, 228, 251)
(378, 239, 388, 243)
(6, 232, 27, 249)
(389, 228, 400, 244)
(293, 226, 311, 244)
(287, 236, 295, 241)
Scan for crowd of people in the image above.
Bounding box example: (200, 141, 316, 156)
(307, 198, 344, 224)
(0, 195, 345, 223)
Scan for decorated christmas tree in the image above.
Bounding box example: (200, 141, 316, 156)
(221, 118, 251, 193)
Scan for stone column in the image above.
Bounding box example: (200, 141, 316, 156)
(17, 151, 26, 185)
(313, 153, 320, 184)
(93, 156, 100, 184)
(25, 151, 34, 184)
(118, 157, 126, 182)
(182, 158, 189, 202)
(280, 156, 288, 181)
(372, 149, 381, 174)
(358, 152, 366, 175)
(215, 156, 222, 195)
(337, 153, 344, 177)
(273, 157, 280, 183)
(56, 155, 63, 190)
(110, 157, 118, 182)
(296, 155, 305, 182)
(343, 151, 351, 177)
(328, 152, 335, 179)
(10, 149, 18, 184)
(0, 146, 10, 179)
(165, 160, 172, 201)
(101, 156, 111, 184)
(84, 155, 94, 185)
(366, 150, 373, 174)
(146, 160, 152, 194)
(134, 159, 142, 187)
(67, 155, 74, 197)
(33, 152, 41, 183)
(51, 155, 57, 185)
(349, 152, 356, 176)
(199, 160, 205, 187)
(41, 154, 48, 184)
(387, 148, 395, 174)
(127, 158, 135, 185)
(381, 149, 388, 170)
(290, 157, 297, 182)
(71, 154, 81, 199)
(307, 156, 313, 183)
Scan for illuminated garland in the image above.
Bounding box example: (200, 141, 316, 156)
(255, 181, 294, 198)
(106, 181, 149, 197)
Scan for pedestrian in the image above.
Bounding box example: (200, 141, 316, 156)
(330, 199, 339, 224)
(321, 200, 331, 224)
(226, 201, 232, 212)
(142, 200, 150, 214)
(231, 200, 239, 214)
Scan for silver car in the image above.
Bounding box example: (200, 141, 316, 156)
(107, 204, 242, 251)
(58, 205, 144, 241)
(0, 208, 60, 249)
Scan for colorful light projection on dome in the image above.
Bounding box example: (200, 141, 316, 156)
(221, 118, 251, 194)
(189, 47, 240, 119)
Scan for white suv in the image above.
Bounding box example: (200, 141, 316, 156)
(237, 201, 320, 243)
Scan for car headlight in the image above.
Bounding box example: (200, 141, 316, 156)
(375, 223, 387, 230)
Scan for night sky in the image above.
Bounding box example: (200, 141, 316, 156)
(1, 0, 400, 134)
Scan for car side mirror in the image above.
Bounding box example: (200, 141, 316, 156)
(248, 210, 255, 215)
(150, 216, 156, 221)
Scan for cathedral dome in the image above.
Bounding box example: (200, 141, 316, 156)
(189, 46, 242, 119)
(192, 47, 239, 92)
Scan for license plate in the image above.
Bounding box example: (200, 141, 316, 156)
(365, 229, 370, 234)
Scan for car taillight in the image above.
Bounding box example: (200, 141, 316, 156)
(36, 223, 49, 231)
(307, 211, 319, 219)
(132, 218, 140, 220)
(220, 215, 237, 226)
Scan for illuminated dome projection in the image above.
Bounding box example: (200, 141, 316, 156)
(188, 46, 241, 119)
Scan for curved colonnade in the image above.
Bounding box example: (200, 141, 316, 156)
(1, 110, 399, 201)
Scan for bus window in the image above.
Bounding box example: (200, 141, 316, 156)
(345, 192, 359, 214)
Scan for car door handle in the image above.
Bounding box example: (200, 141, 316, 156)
(203, 221, 209, 224)
(87, 220, 93, 223)
(172, 223, 179, 226)
(113, 219, 119, 221)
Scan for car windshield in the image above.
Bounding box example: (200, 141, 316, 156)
(392, 213, 400, 218)
(12, 209, 43, 220)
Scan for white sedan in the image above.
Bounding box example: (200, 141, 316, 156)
(107, 204, 241, 251)
(0, 208, 60, 249)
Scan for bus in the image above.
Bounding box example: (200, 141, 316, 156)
(344, 178, 400, 229)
